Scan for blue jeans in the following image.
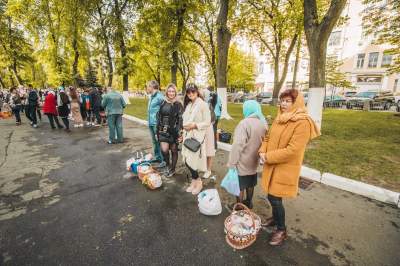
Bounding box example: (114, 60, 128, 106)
(107, 114, 123, 143)
(149, 125, 163, 162)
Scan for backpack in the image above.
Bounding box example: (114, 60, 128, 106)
(60, 92, 69, 105)
(28, 91, 38, 105)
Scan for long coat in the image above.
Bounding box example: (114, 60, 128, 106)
(259, 94, 319, 198)
(181, 98, 211, 172)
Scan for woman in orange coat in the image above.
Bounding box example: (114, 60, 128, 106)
(259, 89, 320, 246)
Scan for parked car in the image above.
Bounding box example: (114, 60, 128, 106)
(372, 91, 396, 110)
(346, 91, 377, 109)
(324, 95, 346, 108)
(233, 93, 245, 103)
(343, 91, 357, 100)
(256, 92, 273, 104)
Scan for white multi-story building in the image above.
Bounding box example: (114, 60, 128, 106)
(254, 0, 400, 94)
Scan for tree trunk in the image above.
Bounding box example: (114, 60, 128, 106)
(72, 32, 80, 86)
(97, 4, 113, 87)
(8, 69, 15, 87)
(171, 3, 186, 85)
(11, 61, 23, 85)
(216, 0, 232, 119)
(114, 0, 128, 91)
(272, 54, 280, 104)
(171, 50, 179, 85)
(292, 34, 302, 89)
(0, 75, 5, 89)
(304, 0, 347, 129)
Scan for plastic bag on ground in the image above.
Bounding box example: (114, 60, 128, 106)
(198, 189, 222, 216)
(221, 168, 240, 196)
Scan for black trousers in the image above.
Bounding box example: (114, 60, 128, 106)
(213, 118, 219, 150)
(12, 105, 22, 123)
(36, 107, 42, 121)
(185, 162, 199, 179)
(46, 114, 62, 129)
(268, 194, 286, 231)
(93, 107, 101, 124)
(25, 105, 37, 125)
(61, 117, 69, 129)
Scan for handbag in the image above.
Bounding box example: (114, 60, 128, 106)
(183, 137, 204, 152)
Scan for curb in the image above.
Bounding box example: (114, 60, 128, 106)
(123, 114, 400, 208)
(320, 173, 400, 207)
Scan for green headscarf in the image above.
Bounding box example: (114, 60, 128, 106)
(243, 100, 266, 123)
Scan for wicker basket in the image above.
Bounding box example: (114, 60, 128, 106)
(224, 203, 261, 249)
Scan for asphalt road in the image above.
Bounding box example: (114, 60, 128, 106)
(0, 116, 399, 266)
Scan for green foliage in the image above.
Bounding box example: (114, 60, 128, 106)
(227, 43, 256, 91)
(362, 0, 400, 74)
(326, 56, 353, 89)
(126, 98, 400, 190)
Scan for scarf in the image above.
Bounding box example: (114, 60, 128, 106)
(243, 100, 266, 123)
(275, 93, 321, 140)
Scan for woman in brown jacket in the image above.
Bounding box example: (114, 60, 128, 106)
(259, 89, 320, 246)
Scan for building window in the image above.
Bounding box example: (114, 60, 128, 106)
(381, 53, 392, 67)
(356, 75, 382, 83)
(328, 31, 341, 46)
(394, 79, 398, 92)
(258, 62, 264, 74)
(356, 54, 365, 68)
(368, 52, 379, 68)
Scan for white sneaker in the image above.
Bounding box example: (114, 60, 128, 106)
(203, 171, 212, 179)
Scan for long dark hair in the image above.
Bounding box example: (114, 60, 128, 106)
(69, 87, 79, 100)
(183, 83, 203, 108)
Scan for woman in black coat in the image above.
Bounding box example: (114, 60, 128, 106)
(156, 83, 183, 177)
(57, 88, 71, 132)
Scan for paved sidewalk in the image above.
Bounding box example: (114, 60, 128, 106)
(0, 117, 399, 265)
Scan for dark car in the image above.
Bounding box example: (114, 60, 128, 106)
(324, 95, 346, 108)
(373, 91, 396, 110)
(346, 91, 377, 109)
(256, 92, 273, 104)
(344, 91, 357, 100)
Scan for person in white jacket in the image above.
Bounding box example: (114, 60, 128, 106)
(181, 84, 211, 195)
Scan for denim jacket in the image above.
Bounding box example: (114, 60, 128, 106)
(147, 91, 164, 126)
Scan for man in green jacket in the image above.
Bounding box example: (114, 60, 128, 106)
(101, 87, 126, 144)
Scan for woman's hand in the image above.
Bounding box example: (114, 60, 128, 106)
(183, 123, 197, 131)
(259, 153, 266, 164)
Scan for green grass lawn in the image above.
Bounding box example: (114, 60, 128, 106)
(125, 98, 400, 191)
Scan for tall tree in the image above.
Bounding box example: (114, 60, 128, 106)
(303, 0, 347, 128)
(186, 0, 218, 87)
(0, 0, 33, 86)
(240, 0, 303, 103)
(216, 0, 233, 119)
(170, 0, 187, 85)
(113, 0, 129, 91)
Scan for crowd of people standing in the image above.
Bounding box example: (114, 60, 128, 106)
(2, 80, 320, 246)
(145, 80, 320, 246)
(0, 85, 120, 135)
